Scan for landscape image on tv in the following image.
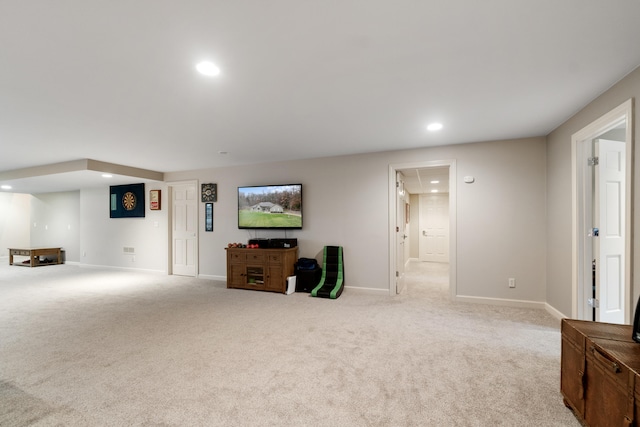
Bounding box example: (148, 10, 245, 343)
(238, 184, 302, 229)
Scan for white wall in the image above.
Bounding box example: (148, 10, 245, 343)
(31, 191, 80, 262)
(0, 193, 31, 253)
(79, 185, 168, 271)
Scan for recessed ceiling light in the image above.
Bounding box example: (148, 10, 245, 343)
(1, 185, 11, 190)
(102, 174, 113, 178)
(427, 122, 443, 132)
(196, 61, 221, 77)
(430, 180, 439, 184)
(431, 189, 439, 193)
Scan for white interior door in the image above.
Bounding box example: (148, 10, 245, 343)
(172, 182, 198, 277)
(595, 139, 626, 324)
(396, 172, 407, 293)
(419, 194, 449, 263)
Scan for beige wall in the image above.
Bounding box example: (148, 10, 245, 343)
(167, 136, 547, 301)
(0, 124, 549, 306)
(3, 66, 639, 313)
(546, 66, 640, 316)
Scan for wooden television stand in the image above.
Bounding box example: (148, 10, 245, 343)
(226, 247, 297, 293)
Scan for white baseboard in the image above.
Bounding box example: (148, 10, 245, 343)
(344, 285, 389, 296)
(79, 263, 166, 274)
(198, 274, 226, 282)
(544, 303, 569, 321)
(454, 294, 546, 310)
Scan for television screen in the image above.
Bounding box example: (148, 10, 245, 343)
(238, 184, 302, 229)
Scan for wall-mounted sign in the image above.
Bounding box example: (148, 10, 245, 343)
(150, 190, 161, 210)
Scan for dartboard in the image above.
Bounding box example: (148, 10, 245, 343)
(122, 192, 136, 210)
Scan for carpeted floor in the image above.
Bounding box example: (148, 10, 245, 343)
(0, 260, 580, 426)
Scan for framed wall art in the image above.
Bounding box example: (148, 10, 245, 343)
(201, 183, 217, 202)
(110, 183, 145, 218)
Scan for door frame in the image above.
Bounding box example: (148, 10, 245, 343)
(396, 171, 407, 294)
(388, 159, 457, 297)
(571, 99, 633, 322)
(167, 180, 199, 276)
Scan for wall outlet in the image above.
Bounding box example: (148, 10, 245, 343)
(508, 278, 516, 288)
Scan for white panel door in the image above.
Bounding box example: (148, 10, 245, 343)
(419, 194, 449, 263)
(595, 139, 626, 324)
(172, 183, 198, 277)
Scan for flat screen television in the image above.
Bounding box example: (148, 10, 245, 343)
(238, 184, 302, 229)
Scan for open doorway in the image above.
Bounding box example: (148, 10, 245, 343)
(389, 160, 456, 297)
(572, 99, 633, 323)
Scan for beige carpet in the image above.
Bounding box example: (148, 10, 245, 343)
(0, 260, 580, 426)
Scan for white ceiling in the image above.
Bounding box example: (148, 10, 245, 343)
(400, 167, 449, 195)
(2, 1, 640, 194)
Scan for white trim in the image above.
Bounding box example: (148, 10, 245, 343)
(78, 263, 166, 274)
(571, 98, 633, 322)
(198, 274, 226, 282)
(545, 303, 569, 322)
(388, 159, 457, 298)
(344, 285, 389, 296)
(455, 295, 546, 310)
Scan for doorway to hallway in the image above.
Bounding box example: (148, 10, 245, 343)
(389, 160, 456, 298)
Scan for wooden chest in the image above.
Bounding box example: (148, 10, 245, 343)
(561, 319, 640, 426)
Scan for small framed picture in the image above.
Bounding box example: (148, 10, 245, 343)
(205, 203, 213, 231)
(202, 183, 217, 202)
(150, 190, 161, 210)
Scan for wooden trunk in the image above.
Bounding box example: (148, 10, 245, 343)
(561, 319, 640, 427)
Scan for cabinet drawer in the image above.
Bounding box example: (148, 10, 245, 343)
(11, 249, 30, 256)
(246, 252, 265, 263)
(268, 253, 284, 263)
(228, 251, 246, 263)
